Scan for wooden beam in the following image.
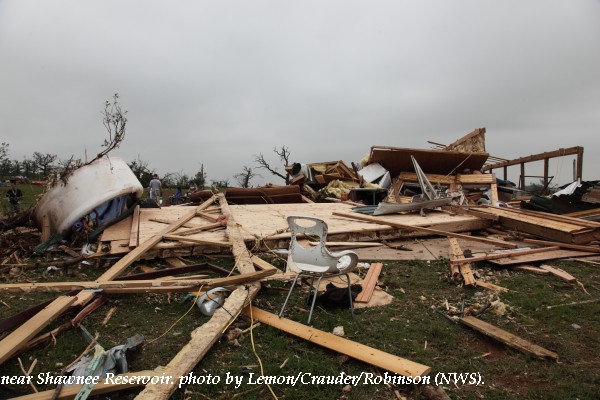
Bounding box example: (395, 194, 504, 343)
(514, 266, 551, 275)
(173, 222, 224, 236)
(522, 238, 600, 253)
(459, 316, 558, 360)
(449, 246, 559, 265)
(332, 211, 518, 248)
(243, 306, 431, 377)
(0, 270, 274, 293)
(0, 296, 77, 365)
(162, 234, 230, 247)
(129, 205, 140, 248)
(481, 146, 583, 171)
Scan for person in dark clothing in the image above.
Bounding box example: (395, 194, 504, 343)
(6, 181, 23, 213)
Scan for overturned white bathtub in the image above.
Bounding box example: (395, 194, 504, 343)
(34, 156, 144, 236)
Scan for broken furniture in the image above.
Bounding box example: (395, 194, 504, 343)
(279, 215, 359, 324)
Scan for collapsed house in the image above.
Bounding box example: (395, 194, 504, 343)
(1, 128, 599, 399)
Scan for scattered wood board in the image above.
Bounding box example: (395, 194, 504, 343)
(474, 280, 509, 292)
(243, 306, 431, 377)
(539, 265, 577, 283)
(489, 249, 598, 266)
(459, 316, 558, 360)
(447, 238, 475, 285)
(355, 263, 383, 303)
(515, 265, 551, 275)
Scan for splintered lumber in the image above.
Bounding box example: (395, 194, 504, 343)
(333, 211, 517, 248)
(0, 270, 275, 293)
(243, 306, 431, 377)
(472, 206, 599, 244)
(0, 296, 77, 365)
(489, 249, 597, 266)
(539, 265, 577, 283)
(355, 263, 383, 303)
(447, 238, 475, 285)
(522, 238, 600, 253)
(13, 371, 158, 400)
(449, 246, 559, 265)
(134, 194, 260, 400)
(459, 316, 558, 360)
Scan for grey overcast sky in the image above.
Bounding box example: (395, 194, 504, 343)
(1, 0, 599, 187)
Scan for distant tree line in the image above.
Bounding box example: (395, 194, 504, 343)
(1, 142, 293, 191)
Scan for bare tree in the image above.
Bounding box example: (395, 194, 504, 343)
(234, 166, 260, 188)
(254, 145, 291, 184)
(32, 152, 57, 178)
(95, 93, 127, 161)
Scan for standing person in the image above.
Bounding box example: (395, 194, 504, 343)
(148, 174, 162, 203)
(6, 181, 23, 214)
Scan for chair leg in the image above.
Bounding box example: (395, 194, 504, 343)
(307, 275, 324, 325)
(345, 273, 354, 318)
(306, 273, 317, 305)
(279, 273, 301, 318)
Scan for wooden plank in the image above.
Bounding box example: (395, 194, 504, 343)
(173, 222, 224, 236)
(243, 306, 431, 377)
(197, 211, 218, 222)
(539, 265, 577, 283)
(481, 146, 583, 171)
(474, 280, 509, 292)
(490, 249, 597, 266)
(522, 238, 600, 253)
(0, 270, 274, 293)
(449, 246, 559, 265)
(162, 234, 230, 247)
(333, 211, 518, 249)
(129, 205, 140, 248)
(459, 316, 558, 360)
(515, 266, 551, 275)
(250, 255, 282, 272)
(355, 263, 383, 303)
(0, 296, 77, 365)
(447, 238, 475, 285)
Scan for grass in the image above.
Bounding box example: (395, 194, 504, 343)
(2, 254, 599, 399)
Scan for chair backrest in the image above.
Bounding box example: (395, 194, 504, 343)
(287, 215, 351, 273)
